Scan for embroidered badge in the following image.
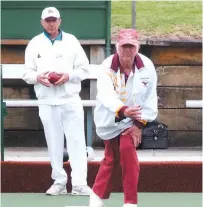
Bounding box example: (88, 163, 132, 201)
(48, 9, 53, 13)
(142, 81, 148, 87)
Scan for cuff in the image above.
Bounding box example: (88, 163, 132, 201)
(118, 106, 129, 118)
(134, 120, 147, 129)
(68, 72, 74, 82)
(33, 73, 38, 83)
(115, 106, 128, 123)
(30, 72, 39, 84)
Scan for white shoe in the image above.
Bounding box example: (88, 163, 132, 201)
(71, 185, 91, 196)
(122, 204, 137, 207)
(89, 191, 105, 207)
(46, 184, 67, 196)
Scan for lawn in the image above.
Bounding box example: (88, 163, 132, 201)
(111, 1, 202, 40)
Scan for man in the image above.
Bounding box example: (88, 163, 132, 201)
(23, 7, 90, 196)
(88, 29, 158, 207)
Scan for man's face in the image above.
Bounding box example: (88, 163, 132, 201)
(118, 44, 138, 62)
(41, 17, 61, 35)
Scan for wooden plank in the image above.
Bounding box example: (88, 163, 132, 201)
(156, 66, 202, 86)
(3, 87, 35, 99)
(90, 46, 105, 65)
(1, 45, 90, 64)
(4, 108, 202, 132)
(1, 39, 106, 46)
(4, 130, 46, 147)
(4, 106, 91, 130)
(89, 46, 103, 99)
(4, 108, 42, 130)
(90, 80, 97, 101)
(89, 46, 105, 144)
(1, 39, 147, 46)
(4, 129, 105, 148)
(151, 47, 202, 66)
(1, 46, 25, 64)
(4, 130, 96, 148)
(158, 87, 202, 108)
(3, 82, 90, 99)
(168, 131, 202, 147)
(1, 39, 29, 45)
(147, 40, 202, 47)
(4, 129, 97, 147)
(158, 109, 202, 130)
(4, 130, 202, 148)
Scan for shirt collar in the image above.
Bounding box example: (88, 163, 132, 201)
(43, 29, 62, 41)
(110, 53, 144, 73)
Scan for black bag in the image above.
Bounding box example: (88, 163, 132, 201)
(141, 120, 169, 149)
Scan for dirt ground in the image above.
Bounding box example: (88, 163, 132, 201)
(111, 26, 202, 41)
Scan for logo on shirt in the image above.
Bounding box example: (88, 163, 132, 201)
(142, 81, 148, 87)
(37, 54, 41, 58)
(56, 54, 63, 58)
(140, 77, 149, 87)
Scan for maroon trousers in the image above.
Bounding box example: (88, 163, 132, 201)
(93, 133, 140, 204)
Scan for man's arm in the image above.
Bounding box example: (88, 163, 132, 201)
(96, 67, 125, 118)
(22, 40, 39, 84)
(23, 40, 51, 87)
(68, 37, 90, 83)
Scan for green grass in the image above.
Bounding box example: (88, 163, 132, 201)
(111, 1, 202, 39)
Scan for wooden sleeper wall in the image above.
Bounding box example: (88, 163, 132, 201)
(2, 43, 202, 147)
(151, 45, 202, 147)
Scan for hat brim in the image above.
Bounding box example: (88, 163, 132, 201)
(42, 15, 60, 20)
(119, 40, 138, 46)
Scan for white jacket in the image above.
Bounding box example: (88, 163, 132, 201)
(23, 31, 89, 105)
(94, 53, 158, 140)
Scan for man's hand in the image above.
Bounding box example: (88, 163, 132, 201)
(37, 72, 52, 87)
(54, 72, 69, 86)
(122, 125, 142, 147)
(124, 105, 142, 120)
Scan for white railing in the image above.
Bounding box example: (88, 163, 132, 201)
(185, 100, 203, 108)
(4, 99, 96, 107)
